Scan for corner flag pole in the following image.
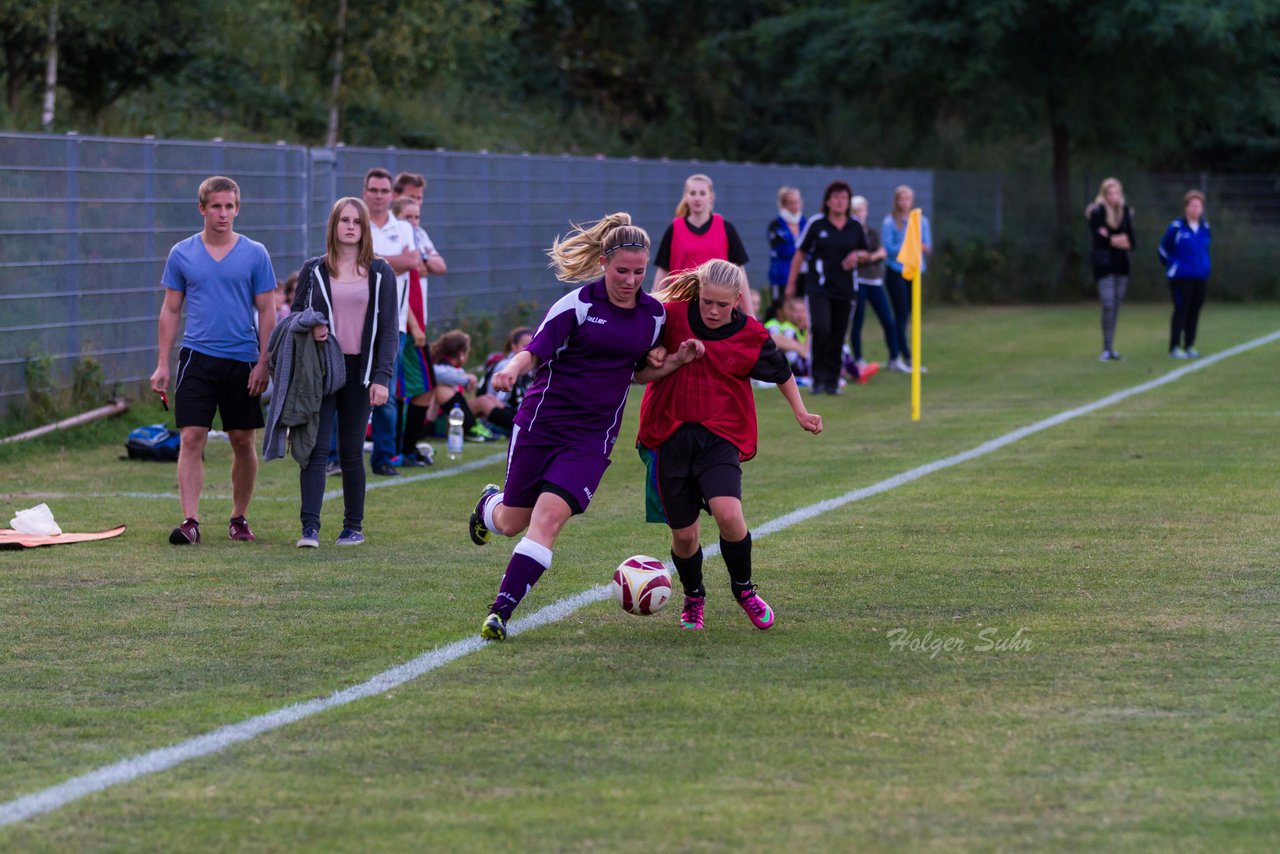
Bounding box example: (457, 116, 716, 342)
(896, 208, 924, 421)
(911, 267, 922, 421)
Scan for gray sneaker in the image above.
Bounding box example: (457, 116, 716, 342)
(297, 527, 320, 548)
(1170, 347, 1189, 359)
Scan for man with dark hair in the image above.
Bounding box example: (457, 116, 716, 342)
(364, 167, 423, 476)
(151, 176, 277, 544)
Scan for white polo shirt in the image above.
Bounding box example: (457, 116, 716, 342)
(370, 213, 416, 333)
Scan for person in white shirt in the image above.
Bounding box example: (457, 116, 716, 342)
(362, 167, 422, 476)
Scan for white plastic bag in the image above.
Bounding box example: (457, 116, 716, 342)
(9, 503, 63, 536)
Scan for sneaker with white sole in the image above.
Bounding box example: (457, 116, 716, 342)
(1185, 348, 1200, 358)
(336, 528, 364, 546)
(888, 357, 910, 373)
(1170, 347, 1189, 359)
(297, 527, 320, 548)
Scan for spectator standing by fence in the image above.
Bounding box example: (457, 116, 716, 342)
(363, 167, 422, 476)
(150, 176, 277, 545)
(766, 186, 806, 319)
(1086, 178, 1136, 362)
(849, 194, 897, 373)
(652, 173, 749, 284)
(1159, 190, 1211, 359)
(882, 185, 931, 371)
(290, 197, 398, 547)
(785, 180, 867, 395)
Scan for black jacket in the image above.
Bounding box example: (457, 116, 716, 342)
(290, 256, 399, 388)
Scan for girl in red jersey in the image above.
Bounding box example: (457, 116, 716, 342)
(652, 174, 750, 284)
(638, 259, 823, 631)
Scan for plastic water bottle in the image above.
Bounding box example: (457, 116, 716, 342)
(447, 403, 465, 461)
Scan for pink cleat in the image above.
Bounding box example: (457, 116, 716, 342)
(736, 586, 775, 630)
(679, 596, 705, 630)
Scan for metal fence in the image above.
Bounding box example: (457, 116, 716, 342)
(0, 130, 929, 410)
(5, 130, 1280, 413)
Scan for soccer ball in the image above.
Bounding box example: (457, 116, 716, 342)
(612, 555, 672, 615)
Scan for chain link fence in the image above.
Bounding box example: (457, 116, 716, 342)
(4, 129, 1278, 413)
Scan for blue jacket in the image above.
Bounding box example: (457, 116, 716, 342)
(1158, 218, 1211, 280)
(767, 214, 806, 288)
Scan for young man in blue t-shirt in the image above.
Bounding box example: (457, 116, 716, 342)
(150, 176, 278, 545)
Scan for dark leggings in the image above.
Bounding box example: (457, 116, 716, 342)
(807, 290, 853, 391)
(851, 284, 900, 361)
(1169, 278, 1207, 350)
(301, 355, 372, 532)
(885, 268, 913, 360)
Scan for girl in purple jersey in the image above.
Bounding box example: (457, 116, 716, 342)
(469, 213, 702, 642)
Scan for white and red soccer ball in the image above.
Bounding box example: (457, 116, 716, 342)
(612, 555, 672, 615)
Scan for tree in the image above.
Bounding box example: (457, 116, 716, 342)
(750, 0, 1280, 231)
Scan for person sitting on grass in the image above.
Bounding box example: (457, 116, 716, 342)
(764, 295, 812, 386)
(426, 330, 504, 443)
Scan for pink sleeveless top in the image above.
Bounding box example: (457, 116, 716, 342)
(330, 275, 368, 356)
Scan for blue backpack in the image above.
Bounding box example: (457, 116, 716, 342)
(125, 424, 181, 461)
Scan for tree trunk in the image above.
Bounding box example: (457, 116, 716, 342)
(324, 0, 348, 148)
(40, 3, 58, 130)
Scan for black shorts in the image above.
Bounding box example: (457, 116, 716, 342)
(654, 424, 743, 530)
(173, 347, 265, 431)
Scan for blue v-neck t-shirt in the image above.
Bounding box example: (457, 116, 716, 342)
(162, 233, 277, 361)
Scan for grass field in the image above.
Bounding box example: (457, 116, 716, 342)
(2, 303, 1278, 852)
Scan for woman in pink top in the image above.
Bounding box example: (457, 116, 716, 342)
(652, 174, 750, 284)
(289, 197, 399, 548)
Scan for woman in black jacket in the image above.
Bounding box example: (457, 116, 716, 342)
(1086, 178, 1135, 361)
(290, 197, 399, 547)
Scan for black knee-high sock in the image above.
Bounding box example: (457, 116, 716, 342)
(721, 533, 753, 598)
(402, 403, 429, 455)
(671, 548, 704, 598)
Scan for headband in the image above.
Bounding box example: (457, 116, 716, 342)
(604, 242, 648, 255)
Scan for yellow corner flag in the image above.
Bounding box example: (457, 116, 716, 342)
(896, 209, 924, 421)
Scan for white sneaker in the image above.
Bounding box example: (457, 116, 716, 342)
(888, 357, 910, 373)
(1185, 348, 1200, 359)
(905, 360, 928, 373)
(1170, 347, 1189, 360)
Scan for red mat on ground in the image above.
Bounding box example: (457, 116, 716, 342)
(0, 525, 127, 549)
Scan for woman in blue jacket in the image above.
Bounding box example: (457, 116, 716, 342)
(1158, 190, 1211, 359)
(766, 186, 806, 319)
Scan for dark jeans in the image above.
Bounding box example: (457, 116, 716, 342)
(301, 355, 372, 532)
(1169, 278, 1207, 350)
(370, 331, 405, 468)
(807, 290, 853, 392)
(851, 284, 900, 361)
(885, 268, 913, 361)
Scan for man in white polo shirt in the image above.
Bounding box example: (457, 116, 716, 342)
(363, 167, 422, 476)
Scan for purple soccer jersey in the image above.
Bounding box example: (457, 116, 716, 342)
(516, 278, 665, 455)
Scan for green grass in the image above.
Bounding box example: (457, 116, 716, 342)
(2, 303, 1278, 851)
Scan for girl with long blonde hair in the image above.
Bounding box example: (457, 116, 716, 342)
(639, 259, 822, 632)
(1086, 177, 1135, 361)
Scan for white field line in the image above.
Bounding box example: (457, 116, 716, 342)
(1, 330, 1276, 829)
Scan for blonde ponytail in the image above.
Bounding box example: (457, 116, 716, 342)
(547, 212, 651, 283)
(653, 258, 746, 305)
